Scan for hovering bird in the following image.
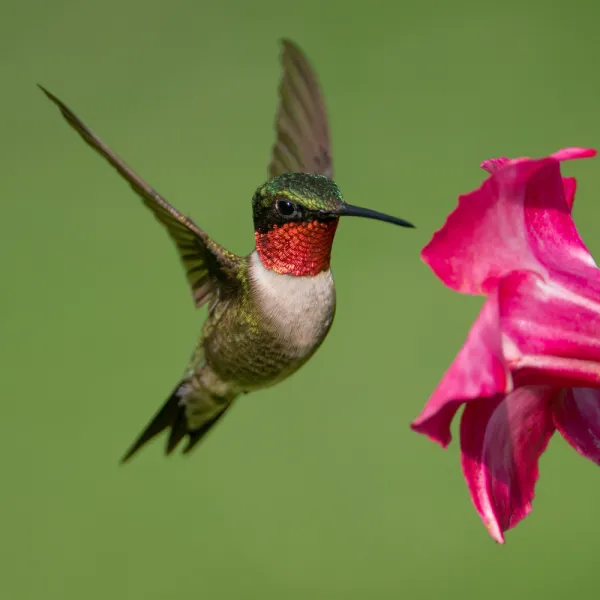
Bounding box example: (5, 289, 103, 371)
(39, 39, 414, 462)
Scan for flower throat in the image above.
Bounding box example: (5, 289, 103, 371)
(255, 218, 339, 276)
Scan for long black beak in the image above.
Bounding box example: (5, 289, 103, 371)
(337, 203, 415, 228)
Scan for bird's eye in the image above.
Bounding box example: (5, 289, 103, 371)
(276, 199, 296, 217)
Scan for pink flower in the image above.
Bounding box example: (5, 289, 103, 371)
(411, 148, 600, 543)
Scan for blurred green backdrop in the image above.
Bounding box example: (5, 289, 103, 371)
(2, 0, 600, 598)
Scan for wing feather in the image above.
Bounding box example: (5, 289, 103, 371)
(269, 39, 334, 179)
(39, 85, 241, 308)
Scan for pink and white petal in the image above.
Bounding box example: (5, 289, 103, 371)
(460, 386, 557, 544)
(553, 388, 600, 465)
(483, 158, 577, 212)
(488, 149, 597, 284)
(411, 293, 508, 447)
(498, 271, 600, 387)
(422, 148, 596, 296)
(519, 163, 598, 285)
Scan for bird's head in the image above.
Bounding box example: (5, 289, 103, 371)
(252, 172, 413, 276)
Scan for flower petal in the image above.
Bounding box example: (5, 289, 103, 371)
(551, 147, 597, 161)
(483, 158, 576, 212)
(481, 157, 509, 173)
(482, 158, 577, 213)
(520, 162, 598, 282)
(562, 177, 577, 212)
(553, 388, 600, 465)
(498, 271, 600, 387)
(411, 292, 508, 447)
(422, 148, 596, 295)
(460, 386, 556, 544)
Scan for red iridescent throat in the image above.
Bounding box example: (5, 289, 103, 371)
(255, 219, 339, 276)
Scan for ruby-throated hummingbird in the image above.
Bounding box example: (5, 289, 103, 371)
(40, 40, 414, 462)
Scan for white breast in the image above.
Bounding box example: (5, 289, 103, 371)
(249, 251, 336, 355)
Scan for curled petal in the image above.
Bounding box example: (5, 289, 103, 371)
(422, 148, 596, 295)
(551, 147, 597, 161)
(483, 161, 576, 212)
(520, 163, 598, 282)
(498, 271, 600, 387)
(411, 293, 508, 447)
(460, 386, 556, 544)
(553, 388, 600, 465)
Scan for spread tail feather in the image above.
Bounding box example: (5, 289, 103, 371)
(120, 381, 233, 463)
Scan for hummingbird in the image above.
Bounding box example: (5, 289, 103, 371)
(39, 39, 414, 462)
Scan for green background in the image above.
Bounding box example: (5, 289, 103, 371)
(2, 0, 600, 598)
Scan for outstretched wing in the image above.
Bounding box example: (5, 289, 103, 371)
(269, 39, 334, 179)
(39, 85, 241, 308)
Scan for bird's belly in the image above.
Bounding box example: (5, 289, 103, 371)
(203, 253, 336, 390)
(249, 251, 336, 355)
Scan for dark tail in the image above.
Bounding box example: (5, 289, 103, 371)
(120, 381, 233, 463)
